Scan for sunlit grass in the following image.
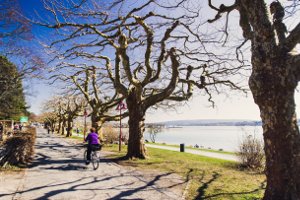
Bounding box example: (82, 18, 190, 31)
(70, 135, 84, 140)
(104, 144, 265, 200)
(146, 142, 236, 155)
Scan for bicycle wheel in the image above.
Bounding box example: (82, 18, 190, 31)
(83, 150, 87, 161)
(91, 151, 99, 170)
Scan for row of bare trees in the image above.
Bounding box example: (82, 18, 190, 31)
(38, 0, 244, 159)
(41, 95, 84, 137)
(30, 0, 300, 198)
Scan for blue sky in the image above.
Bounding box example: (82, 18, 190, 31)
(16, 0, 300, 123)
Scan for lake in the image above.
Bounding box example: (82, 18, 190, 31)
(144, 126, 263, 152)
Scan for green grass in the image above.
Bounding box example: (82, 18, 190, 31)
(70, 135, 84, 140)
(103, 144, 265, 200)
(147, 142, 236, 155)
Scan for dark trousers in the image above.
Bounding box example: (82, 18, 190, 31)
(87, 144, 100, 160)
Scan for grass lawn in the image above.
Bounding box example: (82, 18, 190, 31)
(103, 144, 265, 200)
(71, 135, 84, 140)
(146, 142, 236, 155)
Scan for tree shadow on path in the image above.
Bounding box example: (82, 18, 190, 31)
(0, 171, 182, 200)
(28, 152, 86, 170)
(194, 170, 265, 200)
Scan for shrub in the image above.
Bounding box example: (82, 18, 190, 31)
(238, 134, 265, 171)
(102, 125, 120, 144)
(0, 127, 36, 167)
(102, 125, 128, 145)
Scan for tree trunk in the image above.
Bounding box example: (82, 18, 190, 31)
(57, 118, 62, 134)
(61, 120, 66, 135)
(249, 60, 300, 199)
(126, 89, 147, 159)
(97, 121, 104, 141)
(91, 112, 100, 131)
(66, 118, 72, 137)
(51, 123, 55, 134)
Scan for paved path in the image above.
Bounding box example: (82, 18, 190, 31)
(145, 144, 239, 162)
(0, 128, 186, 200)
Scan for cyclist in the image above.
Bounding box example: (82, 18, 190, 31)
(85, 127, 101, 165)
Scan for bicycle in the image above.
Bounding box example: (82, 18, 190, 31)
(84, 145, 101, 170)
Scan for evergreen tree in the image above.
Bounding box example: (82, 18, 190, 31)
(0, 55, 28, 120)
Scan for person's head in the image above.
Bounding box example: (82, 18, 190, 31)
(90, 127, 97, 133)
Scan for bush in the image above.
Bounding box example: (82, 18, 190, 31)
(102, 125, 120, 144)
(238, 134, 265, 171)
(0, 127, 36, 167)
(102, 125, 128, 145)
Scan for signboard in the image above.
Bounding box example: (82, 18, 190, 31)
(20, 116, 28, 123)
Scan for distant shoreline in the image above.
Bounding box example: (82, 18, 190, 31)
(153, 119, 300, 127)
(165, 124, 261, 127)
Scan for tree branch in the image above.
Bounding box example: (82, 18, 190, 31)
(133, 15, 154, 86)
(207, 1, 237, 23)
(145, 47, 179, 108)
(70, 71, 90, 103)
(114, 51, 128, 95)
(91, 66, 101, 105)
(283, 22, 300, 52)
(118, 32, 140, 86)
(237, 4, 253, 40)
(150, 21, 180, 83)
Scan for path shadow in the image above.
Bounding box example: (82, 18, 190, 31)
(194, 170, 266, 199)
(0, 171, 181, 200)
(0, 175, 119, 199)
(34, 143, 83, 151)
(195, 171, 220, 199)
(39, 172, 179, 200)
(42, 163, 87, 171)
(203, 180, 266, 199)
(28, 152, 85, 170)
(106, 172, 173, 200)
(98, 156, 128, 163)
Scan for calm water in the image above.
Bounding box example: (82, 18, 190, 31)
(144, 126, 263, 152)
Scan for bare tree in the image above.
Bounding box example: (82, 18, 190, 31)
(42, 95, 85, 137)
(147, 124, 163, 143)
(39, 0, 245, 159)
(0, 0, 31, 41)
(202, 0, 300, 199)
(63, 96, 85, 137)
(50, 63, 127, 132)
(0, 0, 43, 79)
(40, 112, 57, 134)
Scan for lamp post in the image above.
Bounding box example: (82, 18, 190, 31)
(116, 100, 126, 152)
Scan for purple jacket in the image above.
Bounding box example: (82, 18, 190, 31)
(85, 132, 99, 145)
